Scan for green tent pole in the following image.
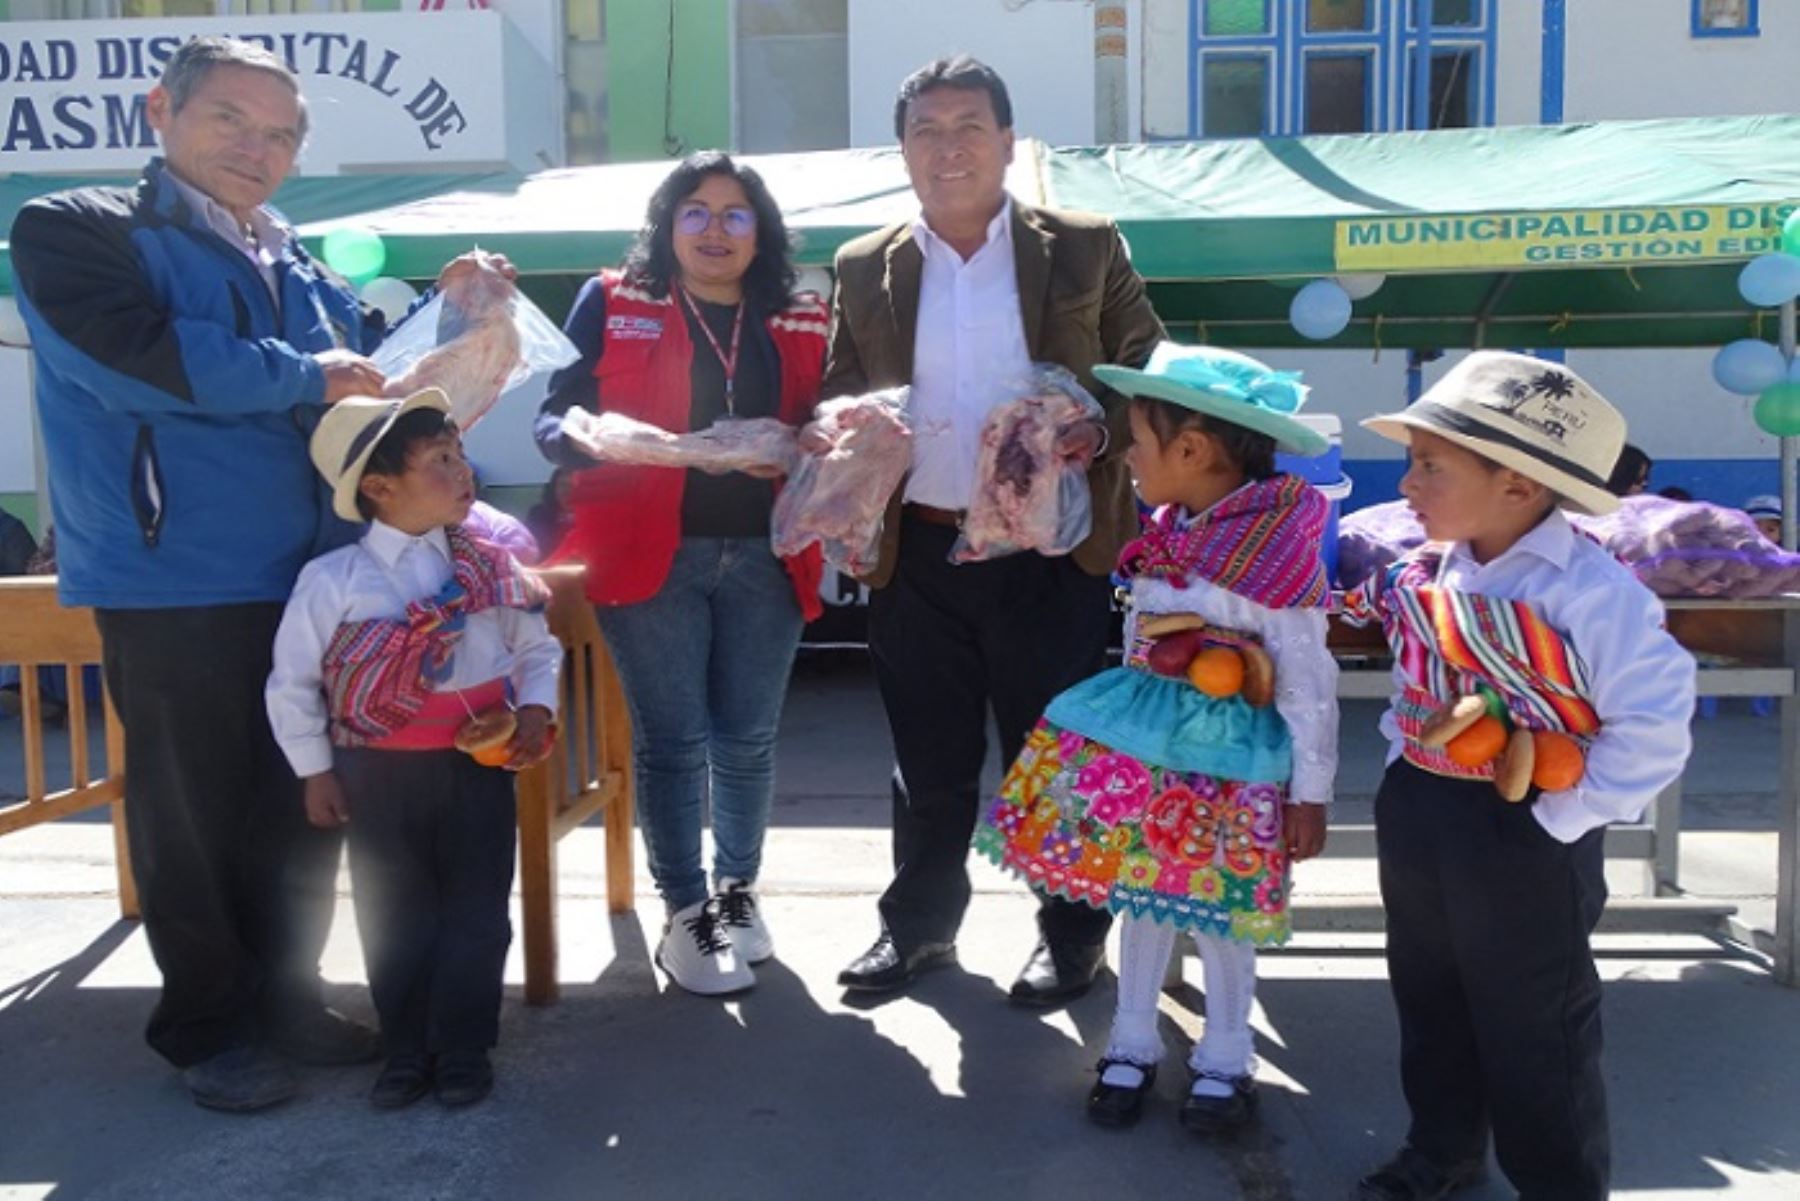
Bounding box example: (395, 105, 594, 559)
(1784, 299, 1797, 553)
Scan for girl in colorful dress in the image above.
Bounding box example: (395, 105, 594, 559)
(974, 342, 1339, 1134)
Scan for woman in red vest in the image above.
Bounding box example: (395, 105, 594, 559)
(535, 153, 827, 996)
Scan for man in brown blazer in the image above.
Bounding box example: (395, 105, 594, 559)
(825, 55, 1165, 1000)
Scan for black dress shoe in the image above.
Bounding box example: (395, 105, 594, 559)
(837, 935, 956, 993)
(369, 1053, 434, 1110)
(1179, 1072, 1259, 1136)
(269, 1006, 381, 1066)
(1008, 938, 1105, 1007)
(434, 1049, 494, 1108)
(181, 1045, 298, 1114)
(1355, 1146, 1487, 1201)
(1086, 1059, 1157, 1128)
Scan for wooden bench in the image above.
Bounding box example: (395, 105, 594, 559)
(0, 570, 635, 1007)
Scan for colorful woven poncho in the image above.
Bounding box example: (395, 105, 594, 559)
(322, 527, 549, 748)
(1117, 475, 1329, 610)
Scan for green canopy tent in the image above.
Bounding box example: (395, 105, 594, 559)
(284, 113, 1800, 351)
(0, 170, 504, 297)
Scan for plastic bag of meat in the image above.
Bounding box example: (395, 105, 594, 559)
(561, 409, 800, 477)
(770, 389, 912, 577)
(1568, 494, 1800, 598)
(372, 252, 579, 431)
(1337, 500, 1427, 591)
(950, 366, 1105, 564)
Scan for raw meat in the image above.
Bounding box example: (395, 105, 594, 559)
(771, 389, 911, 577)
(561, 409, 799, 476)
(951, 368, 1102, 563)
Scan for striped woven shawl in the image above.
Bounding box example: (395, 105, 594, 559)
(322, 527, 550, 748)
(1117, 475, 1329, 610)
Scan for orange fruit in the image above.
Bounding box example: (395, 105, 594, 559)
(1445, 715, 1508, 768)
(1186, 646, 1245, 698)
(1530, 731, 1586, 791)
(470, 741, 513, 768)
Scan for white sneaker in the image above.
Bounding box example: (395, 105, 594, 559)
(714, 877, 774, 964)
(655, 899, 754, 996)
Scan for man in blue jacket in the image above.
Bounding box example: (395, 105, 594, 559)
(10, 36, 496, 1112)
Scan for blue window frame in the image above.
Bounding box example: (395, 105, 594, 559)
(1691, 0, 1759, 38)
(1190, 0, 1493, 139)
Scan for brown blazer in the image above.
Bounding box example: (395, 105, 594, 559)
(820, 201, 1167, 589)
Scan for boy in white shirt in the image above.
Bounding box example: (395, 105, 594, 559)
(1346, 353, 1695, 1201)
(267, 388, 561, 1111)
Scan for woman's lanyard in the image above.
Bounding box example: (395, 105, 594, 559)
(679, 287, 745, 417)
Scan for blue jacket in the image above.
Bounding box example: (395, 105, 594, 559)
(10, 158, 384, 609)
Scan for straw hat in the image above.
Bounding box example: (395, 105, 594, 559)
(1744, 494, 1782, 521)
(1092, 342, 1329, 457)
(309, 388, 451, 522)
(1362, 351, 1624, 516)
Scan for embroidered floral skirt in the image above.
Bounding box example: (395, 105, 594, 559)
(973, 719, 1294, 946)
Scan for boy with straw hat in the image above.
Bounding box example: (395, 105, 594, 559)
(1345, 352, 1694, 1201)
(266, 388, 561, 1111)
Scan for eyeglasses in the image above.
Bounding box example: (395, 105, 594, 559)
(676, 203, 756, 239)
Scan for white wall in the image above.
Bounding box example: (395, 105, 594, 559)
(0, 349, 35, 503)
(1491, 0, 1546, 126)
(1565, 0, 1798, 122)
(847, 0, 1097, 148)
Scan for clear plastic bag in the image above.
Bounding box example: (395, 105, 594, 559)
(561, 409, 799, 476)
(373, 253, 579, 431)
(950, 365, 1104, 564)
(770, 388, 912, 577)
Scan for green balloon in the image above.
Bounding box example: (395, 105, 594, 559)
(1754, 380, 1800, 437)
(322, 227, 385, 284)
(1783, 209, 1800, 259)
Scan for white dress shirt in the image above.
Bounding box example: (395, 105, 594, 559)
(164, 167, 285, 301)
(1374, 510, 1696, 843)
(266, 521, 562, 778)
(905, 197, 1034, 508)
(1125, 493, 1340, 807)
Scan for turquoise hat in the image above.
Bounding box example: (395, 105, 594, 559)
(1093, 342, 1329, 457)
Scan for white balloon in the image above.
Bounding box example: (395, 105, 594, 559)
(359, 276, 420, 322)
(0, 295, 29, 347)
(1335, 272, 1386, 300)
(794, 265, 834, 300)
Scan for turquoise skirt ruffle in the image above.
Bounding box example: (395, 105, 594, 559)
(1043, 666, 1291, 783)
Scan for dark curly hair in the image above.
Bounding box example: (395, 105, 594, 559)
(620, 151, 798, 316)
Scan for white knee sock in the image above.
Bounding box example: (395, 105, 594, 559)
(1101, 916, 1177, 1084)
(1189, 933, 1258, 1096)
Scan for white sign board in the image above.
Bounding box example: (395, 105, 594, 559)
(0, 12, 558, 174)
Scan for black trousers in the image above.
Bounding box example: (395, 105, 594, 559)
(336, 748, 516, 1055)
(98, 605, 342, 1068)
(867, 513, 1115, 951)
(1375, 760, 1610, 1201)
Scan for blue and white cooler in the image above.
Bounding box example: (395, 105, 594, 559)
(1275, 413, 1352, 586)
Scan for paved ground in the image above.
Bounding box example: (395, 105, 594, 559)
(2, 653, 1796, 1200)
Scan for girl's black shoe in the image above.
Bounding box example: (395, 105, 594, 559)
(1179, 1071, 1258, 1135)
(1086, 1059, 1157, 1128)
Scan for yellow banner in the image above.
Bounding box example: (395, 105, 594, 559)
(1333, 204, 1797, 271)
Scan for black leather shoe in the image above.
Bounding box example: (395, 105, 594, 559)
(434, 1049, 494, 1108)
(182, 1045, 298, 1114)
(269, 1006, 381, 1066)
(1179, 1072, 1259, 1136)
(1008, 938, 1105, 1007)
(1354, 1146, 1487, 1200)
(1086, 1059, 1157, 1128)
(837, 935, 957, 993)
(369, 1053, 434, 1110)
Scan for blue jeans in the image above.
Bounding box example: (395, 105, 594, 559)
(597, 538, 804, 912)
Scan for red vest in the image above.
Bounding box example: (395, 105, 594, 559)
(555, 270, 826, 619)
